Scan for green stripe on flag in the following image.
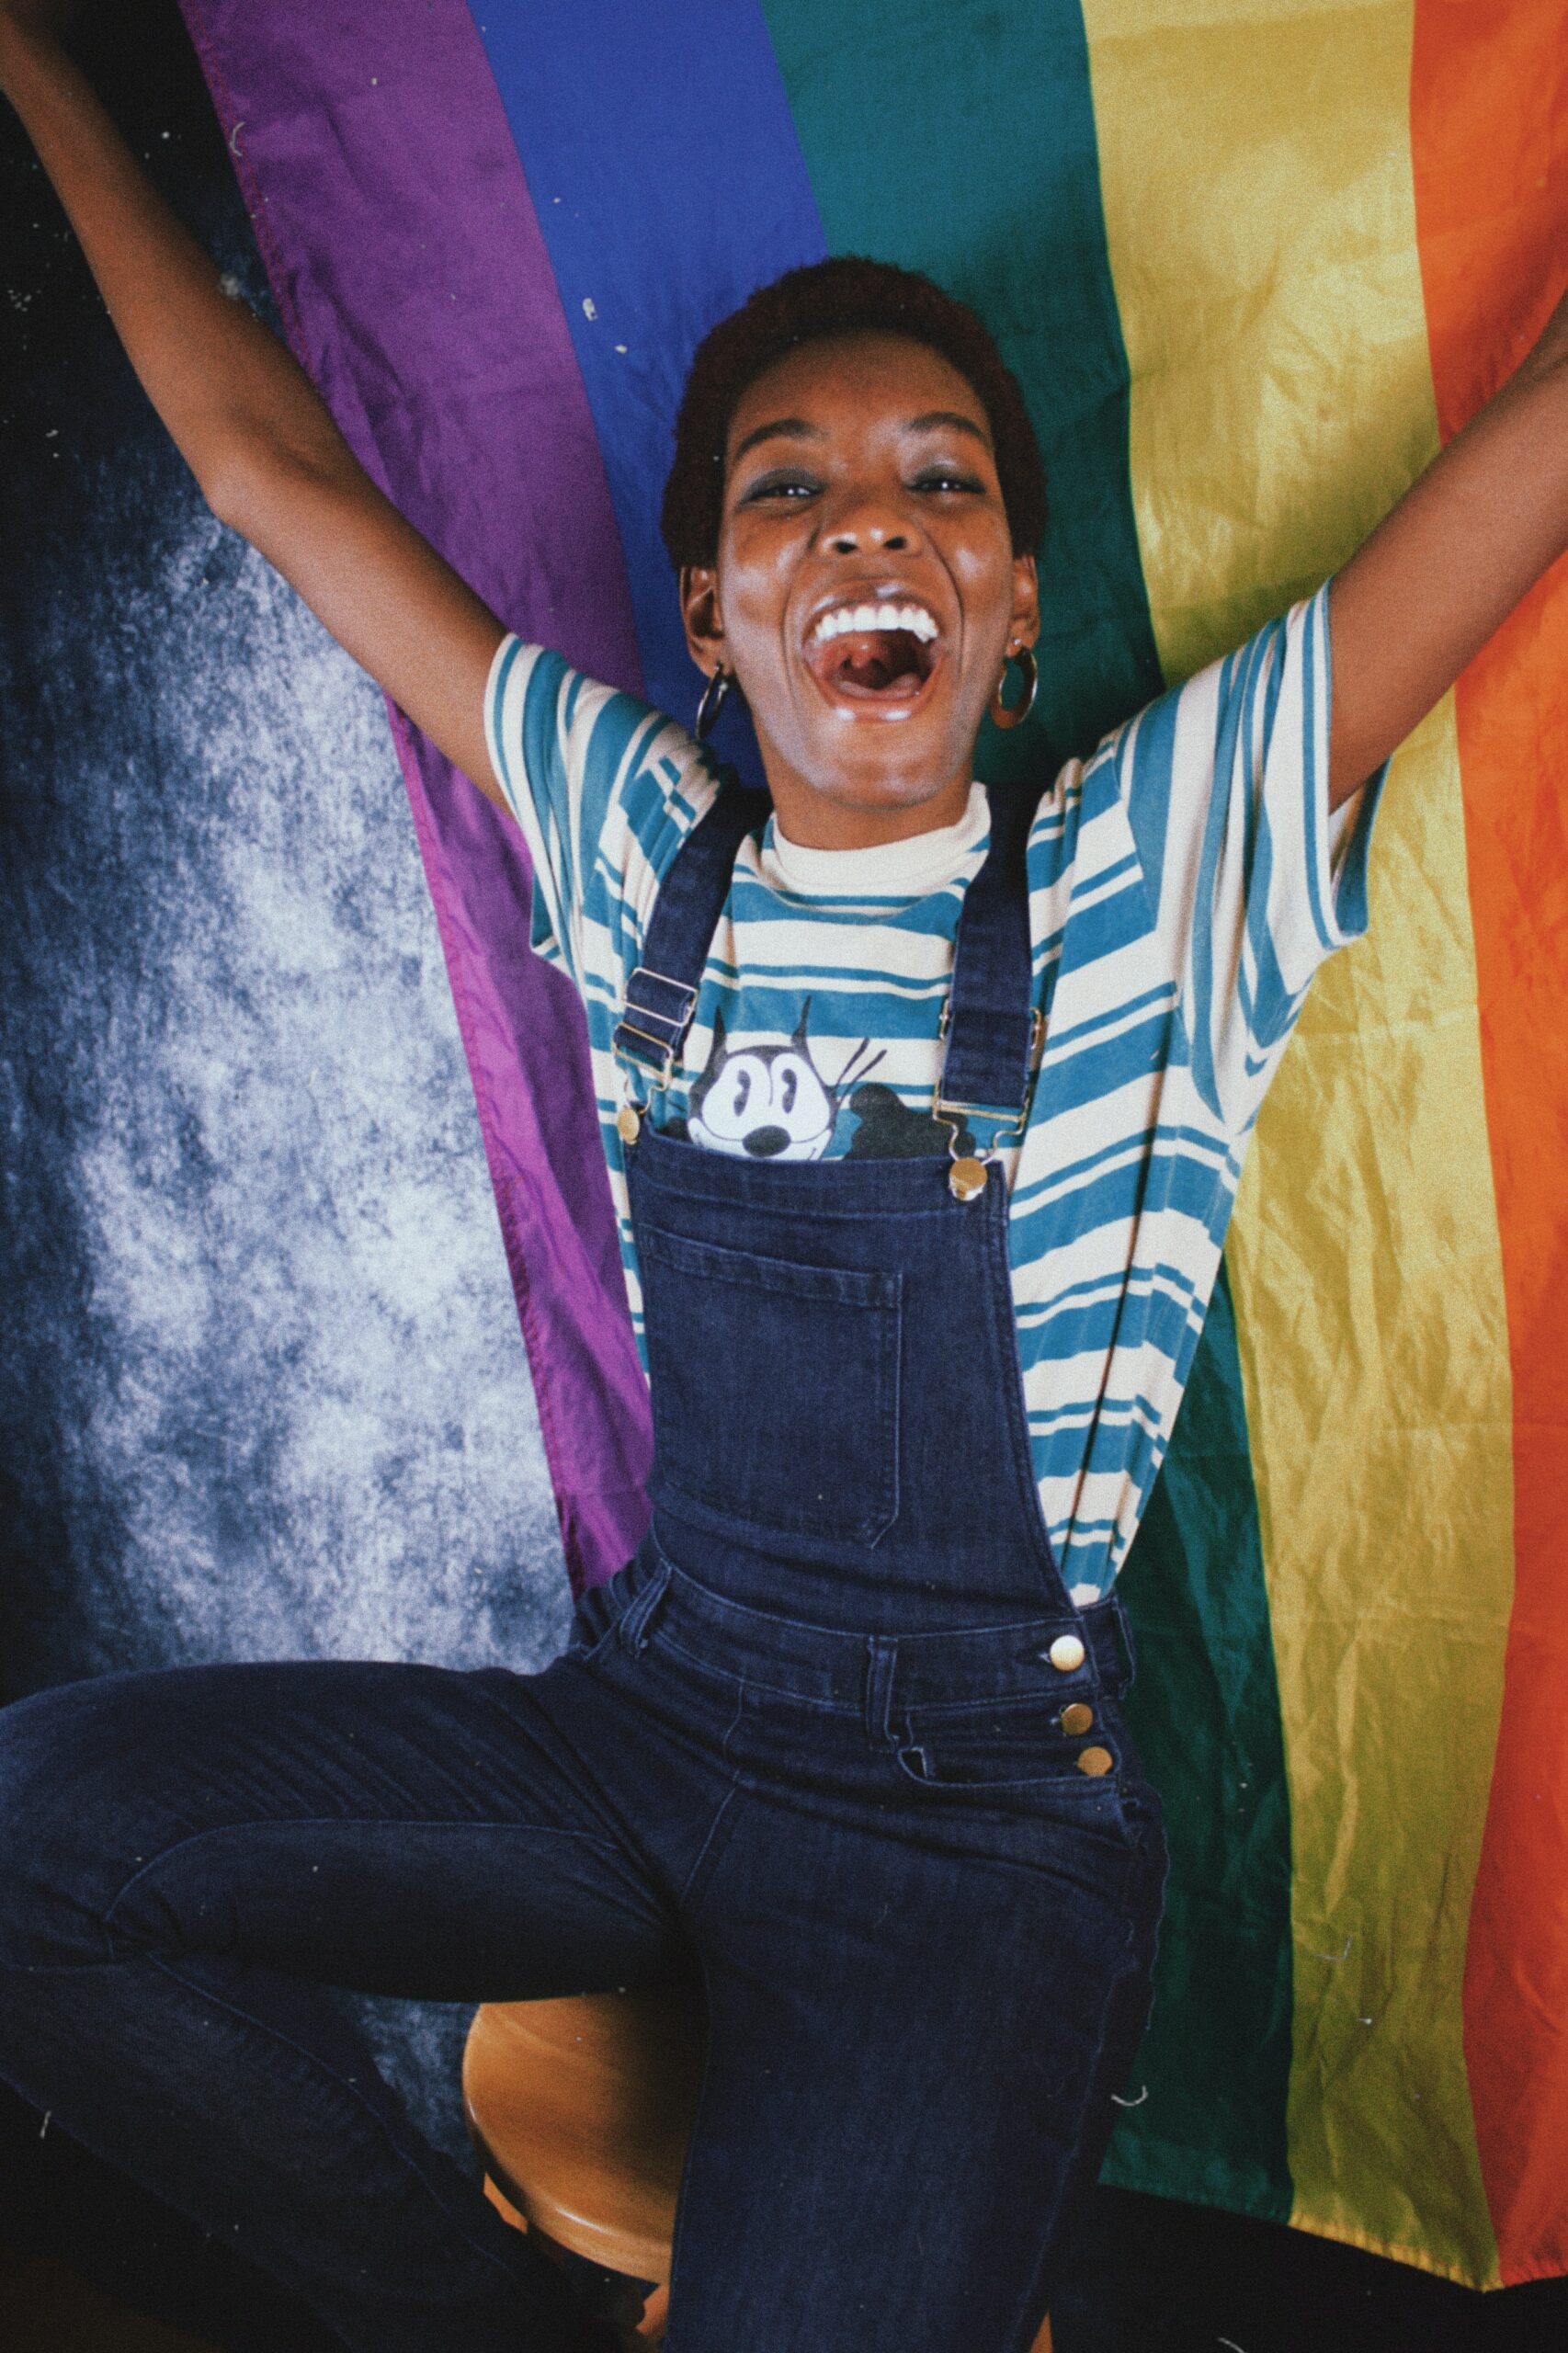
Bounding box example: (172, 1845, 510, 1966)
(763, 0, 1296, 2219)
(757, 0, 1160, 769)
(1112, 1266, 1295, 2222)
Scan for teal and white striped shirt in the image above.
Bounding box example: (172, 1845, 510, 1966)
(486, 585, 1381, 1598)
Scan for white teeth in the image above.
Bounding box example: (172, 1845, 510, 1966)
(809, 600, 940, 646)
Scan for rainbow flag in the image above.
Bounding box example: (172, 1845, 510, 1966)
(178, 0, 1568, 2290)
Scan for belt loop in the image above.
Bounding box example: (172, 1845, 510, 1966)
(619, 1558, 673, 1654)
(863, 1636, 898, 1741)
(1107, 1594, 1138, 1685)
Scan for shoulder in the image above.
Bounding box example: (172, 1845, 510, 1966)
(1024, 738, 1140, 893)
(488, 640, 696, 798)
(486, 635, 722, 876)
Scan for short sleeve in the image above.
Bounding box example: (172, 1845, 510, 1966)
(483, 635, 721, 997)
(1108, 582, 1384, 1134)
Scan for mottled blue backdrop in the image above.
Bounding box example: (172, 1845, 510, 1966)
(1, 6, 572, 2196)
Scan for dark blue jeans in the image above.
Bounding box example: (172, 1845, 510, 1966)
(0, 1550, 1165, 2351)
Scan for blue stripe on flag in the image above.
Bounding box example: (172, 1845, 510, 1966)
(472, 3, 826, 769)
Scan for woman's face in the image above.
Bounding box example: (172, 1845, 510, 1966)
(681, 332, 1040, 850)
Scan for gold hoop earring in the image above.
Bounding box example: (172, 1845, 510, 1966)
(990, 644, 1038, 732)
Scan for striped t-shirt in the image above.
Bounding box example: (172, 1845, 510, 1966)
(486, 585, 1381, 1598)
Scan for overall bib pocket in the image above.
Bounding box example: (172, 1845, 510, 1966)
(639, 1225, 903, 1545)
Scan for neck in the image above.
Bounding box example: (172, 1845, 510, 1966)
(762, 765, 975, 852)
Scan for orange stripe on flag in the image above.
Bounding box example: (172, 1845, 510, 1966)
(1411, 0, 1568, 2286)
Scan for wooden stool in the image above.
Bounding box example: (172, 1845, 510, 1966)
(462, 1987, 1052, 2351)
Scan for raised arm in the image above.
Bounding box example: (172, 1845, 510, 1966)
(1328, 281, 1568, 810)
(0, 6, 507, 807)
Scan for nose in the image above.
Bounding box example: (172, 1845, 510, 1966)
(821, 485, 924, 558)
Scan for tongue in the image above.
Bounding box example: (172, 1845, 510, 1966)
(831, 628, 926, 697)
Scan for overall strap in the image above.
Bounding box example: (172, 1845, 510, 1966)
(612, 772, 769, 1092)
(613, 769, 1040, 1123)
(936, 779, 1040, 1133)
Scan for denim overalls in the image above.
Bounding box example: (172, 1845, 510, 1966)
(579, 771, 1170, 2337)
(0, 775, 1166, 2353)
(610, 767, 1143, 1636)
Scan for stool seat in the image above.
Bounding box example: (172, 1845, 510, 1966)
(462, 1986, 1051, 2349)
(463, 1985, 704, 2282)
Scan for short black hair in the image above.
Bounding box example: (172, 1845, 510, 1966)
(660, 256, 1047, 571)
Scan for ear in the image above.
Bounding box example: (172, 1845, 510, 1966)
(791, 995, 813, 1051)
(680, 564, 727, 679)
(1008, 552, 1040, 655)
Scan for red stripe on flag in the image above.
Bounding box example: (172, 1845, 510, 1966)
(1411, 0, 1568, 2284)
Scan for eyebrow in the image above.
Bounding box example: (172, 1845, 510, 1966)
(730, 416, 827, 463)
(905, 410, 994, 449)
(729, 408, 994, 466)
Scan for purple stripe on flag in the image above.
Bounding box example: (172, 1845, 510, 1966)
(178, 0, 653, 1589)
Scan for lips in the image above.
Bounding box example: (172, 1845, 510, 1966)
(801, 595, 943, 710)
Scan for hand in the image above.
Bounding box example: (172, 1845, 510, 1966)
(0, 0, 85, 86)
(0, 0, 86, 35)
(1518, 279, 1568, 385)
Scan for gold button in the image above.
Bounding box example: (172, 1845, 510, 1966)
(1061, 1702, 1095, 1736)
(616, 1104, 642, 1145)
(1047, 1634, 1085, 1673)
(949, 1155, 988, 1202)
(1076, 1745, 1114, 1779)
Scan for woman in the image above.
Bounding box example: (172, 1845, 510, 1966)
(2, 7, 1566, 2351)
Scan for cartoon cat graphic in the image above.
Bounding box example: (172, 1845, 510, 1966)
(687, 1001, 883, 1161)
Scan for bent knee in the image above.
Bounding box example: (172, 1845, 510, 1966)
(0, 1676, 171, 1969)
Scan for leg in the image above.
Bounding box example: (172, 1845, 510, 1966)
(665, 1773, 1164, 2353)
(0, 1657, 692, 2353)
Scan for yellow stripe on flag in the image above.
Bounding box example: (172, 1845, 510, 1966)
(1081, 0, 1513, 2282)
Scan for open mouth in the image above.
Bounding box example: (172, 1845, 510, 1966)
(802, 598, 942, 710)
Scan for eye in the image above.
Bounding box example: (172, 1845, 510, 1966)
(780, 1066, 798, 1113)
(910, 464, 985, 495)
(730, 1068, 752, 1114)
(738, 469, 821, 506)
